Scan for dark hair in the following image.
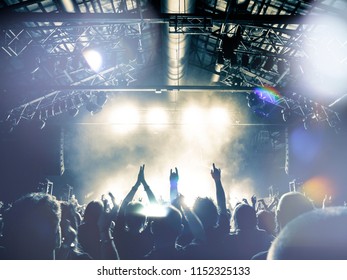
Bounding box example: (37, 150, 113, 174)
(193, 197, 218, 229)
(233, 203, 257, 230)
(151, 205, 182, 241)
(3, 192, 61, 258)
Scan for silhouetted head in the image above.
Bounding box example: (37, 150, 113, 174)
(257, 210, 276, 235)
(193, 197, 218, 229)
(268, 207, 347, 260)
(2, 192, 61, 259)
(276, 192, 314, 230)
(150, 205, 183, 243)
(233, 203, 257, 231)
(83, 200, 103, 224)
(125, 201, 147, 233)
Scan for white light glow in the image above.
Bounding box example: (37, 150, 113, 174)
(109, 106, 140, 133)
(302, 15, 347, 99)
(140, 204, 169, 218)
(146, 108, 169, 127)
(83, 49, 103, 72)
(208, 108, 230, 126)
(182, 107, 205, 125)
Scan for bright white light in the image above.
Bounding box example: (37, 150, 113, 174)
(83, 49, 103, 72)
(146, 108, 169, 126)
(208, 108, 230, 126)
(302, 15, 347, 99)
(182, 107, 205, 125)
(140, 204, 169, 218)
(109, 106, 140, 133)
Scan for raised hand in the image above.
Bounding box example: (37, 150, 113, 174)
(138, 164, 150, 189)
(251, 194, 257, 208)
(211, 163, 221, 181)
(133, 165, 144, 188)
(170, 167, 179, 185)
(322, 194, 332, 209)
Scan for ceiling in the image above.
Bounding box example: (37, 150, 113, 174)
(0, 0, 347, 132)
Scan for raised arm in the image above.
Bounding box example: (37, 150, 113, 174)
(211, 163, 227, 215)
(178, 195, 206, 243)
(98, 200, 120, 260)
(119, 166, 142, 211)
(170, 167, 179, 203)
(138, 164, 157, 204)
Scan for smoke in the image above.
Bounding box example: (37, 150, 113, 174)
(67, 92, 257, 205)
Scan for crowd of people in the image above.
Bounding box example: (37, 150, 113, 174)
(1, 163, 347, 260)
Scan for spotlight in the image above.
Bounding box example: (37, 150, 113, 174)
(209, 108, 229, 125)
(83, 49, 103, 72)
(182, 107, 204, 125)
(146, 108, 169, 126)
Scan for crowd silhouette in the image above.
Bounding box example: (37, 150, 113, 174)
(0, 163, 347, 260)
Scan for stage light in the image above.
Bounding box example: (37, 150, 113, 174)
(182, 107, 204, 125)
(146, 108, 169, 126)
(208, 108, 230, 125)
(109, 106, 140, 127)
(83, 49, 103, 72)
(109, 106, 140, 133)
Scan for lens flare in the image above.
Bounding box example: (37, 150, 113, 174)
(302, 176, 335, 205)
(254, 86, 282, 105)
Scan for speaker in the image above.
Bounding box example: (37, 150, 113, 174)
(39, 125, 65, 176)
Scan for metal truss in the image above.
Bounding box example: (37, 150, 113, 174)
(169, 15, 213, 35)
(4, 63, 137, 129)
(2, 22, 144, 57)
(0, 12, 343, 131)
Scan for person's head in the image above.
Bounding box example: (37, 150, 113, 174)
(125, 201, 147, 234)
(276, 192, 314, 230)
(233, 203, 257, 231)
(257, 209, 276, 235)
(193, 197, 218, 229)
(60, 201, 80, 247)
(2, 192, 61, 259)
(150, 205, 183, 244)
(268, 207, 347, 260)
(83, 200, 103, 225)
